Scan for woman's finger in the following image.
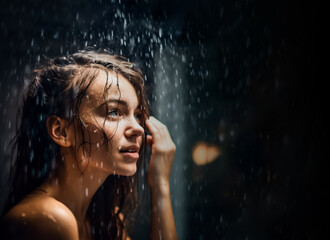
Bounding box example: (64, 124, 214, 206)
(145, 118, 162, 143)
(148, 116, 168, 141)
(149, 116, 167, 129)
(148, 116, 175, 152)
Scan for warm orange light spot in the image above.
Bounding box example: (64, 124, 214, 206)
(192, 142, 221, 165)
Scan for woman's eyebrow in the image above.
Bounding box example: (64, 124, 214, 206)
(104, 99, 128, 107)
(96, 99, 125, 110)
(100, 99, 140, 110)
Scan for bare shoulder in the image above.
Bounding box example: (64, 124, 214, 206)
(1, 195, 79, 240)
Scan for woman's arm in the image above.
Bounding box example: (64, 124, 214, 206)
(145, 116, 177, 240)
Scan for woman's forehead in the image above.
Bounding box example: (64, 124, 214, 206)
(86, 70, 139, 105)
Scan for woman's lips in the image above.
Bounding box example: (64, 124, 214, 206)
(119, 144, 140, 159)
(120, 151, 139, 159)
(119, 145, 140, 159)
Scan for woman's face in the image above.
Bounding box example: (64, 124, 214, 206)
(72, 70, 145, 176)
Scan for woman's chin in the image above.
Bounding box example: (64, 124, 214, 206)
(105, 165, 137, 177)
(84, 161, 137, 176)
(119, 166, 137, 176)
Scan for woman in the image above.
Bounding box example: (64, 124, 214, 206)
(0, 50, 177, 240)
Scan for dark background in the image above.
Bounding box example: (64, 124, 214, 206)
(0, 0, 322, 239)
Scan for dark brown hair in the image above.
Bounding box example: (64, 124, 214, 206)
(2, 49, 149, 239)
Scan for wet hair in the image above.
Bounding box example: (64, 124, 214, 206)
(1, 49, 149, 239)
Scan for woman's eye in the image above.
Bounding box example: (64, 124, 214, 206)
(108, 109, 120, 117)
(135, 113, 142, 123)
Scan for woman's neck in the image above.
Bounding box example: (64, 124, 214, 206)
(38, 153, 109, 221)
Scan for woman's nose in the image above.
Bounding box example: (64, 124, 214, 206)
(125, 117, 144, 137)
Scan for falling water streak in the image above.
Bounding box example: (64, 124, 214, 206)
(153, 48, 186, 239)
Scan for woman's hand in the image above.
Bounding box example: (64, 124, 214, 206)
(146, 116, 178, 240)
(145, 116, 176, 190)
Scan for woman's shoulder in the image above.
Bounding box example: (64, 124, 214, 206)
(1, 194, 79, 240)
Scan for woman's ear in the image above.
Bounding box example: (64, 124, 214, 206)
(46, 115, 72, 147)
